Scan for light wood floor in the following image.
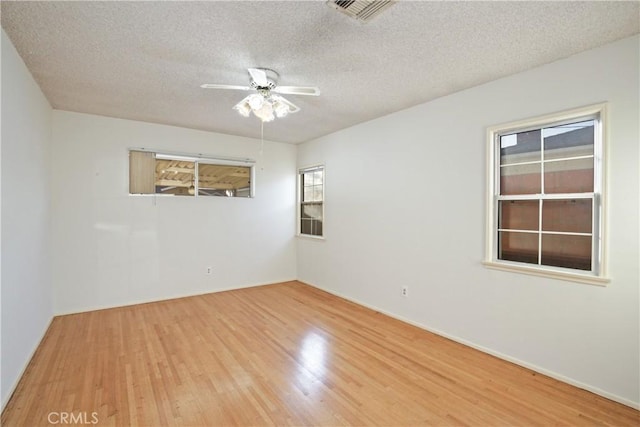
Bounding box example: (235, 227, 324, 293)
(2, 281, 638, 426)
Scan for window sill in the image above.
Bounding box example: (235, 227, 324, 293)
(296, 234, 325, 241)
(482, 261, 610, 286)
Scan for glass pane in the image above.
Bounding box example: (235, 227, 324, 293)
(541, 234, 591, 271)
(312, 186, 323, 202)
(542, 199, 592, 233)
(500, 129, 541, 165)
(302, 204, 322, 221)
(301, 218, 322, 237)
(155, 159, 195, 196)
(543, 120, 594, 160)
(198, 164, 251, 197)
(301, 219, 311, 235)
(303, 187, 313, 202)
(499, 200, 538, 231)
(499, 231, 538, 265)
(544, 158, 593, 193)
(303, 172, 314, 187)
(500, 163, 541, 195)
(313, 170, 323, 186)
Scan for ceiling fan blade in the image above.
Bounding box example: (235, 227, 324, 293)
(248, 68, 269, 86)
(273, 86, 321, 96)
(271, 95, 300, 113)
(200, 84, 251, 91)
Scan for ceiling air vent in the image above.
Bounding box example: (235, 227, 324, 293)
(327, 0, 396, 22)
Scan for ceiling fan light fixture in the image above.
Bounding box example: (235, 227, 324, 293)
(247, 94, 264, 110)
(233, 93, 296, 122)
(253, 101, 275, 122)
(274, 101, 289, 118)
(233, 101, 251, 117)
(203, 67, 317, 123)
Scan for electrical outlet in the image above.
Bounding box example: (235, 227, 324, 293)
(206, 266, 212, 275)
(401, 286, 408, 297)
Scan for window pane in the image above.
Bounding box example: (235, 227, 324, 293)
(500, 163, 541, 195)
(198, 164, 251, 197)
(302, 204, 322, 221)
(303, 187, 313, 202)
(499, 200, 538, 231)
(542, 199, 592, 233)
(500, 129, 541, 165)
(301, 219, 312, 235)
(499, 231, 538, 265)
(543, 120, 594, 160)
(541, 234, 591, 271)
(312, 186, 323, 202)
(313, 170, 323, 186)
(544, 158, 593, 193)
(304, 172, 314, 187)
(155, 159, 195, 196)
(301, 203, 323, 236)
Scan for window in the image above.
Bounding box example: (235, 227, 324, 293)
(298, 165, 324, 237)
(129, 150, 254, 197)
(485, 104, 607, 284)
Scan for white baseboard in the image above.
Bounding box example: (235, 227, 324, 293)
(298, 280, 640, 410)
(54, 279, 297, 316)
(2, 316, 54, 412)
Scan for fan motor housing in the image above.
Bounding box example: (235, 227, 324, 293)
(250, 68, 279, 90)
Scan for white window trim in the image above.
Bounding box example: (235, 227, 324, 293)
(484, 103, 609, 286)
(297, 164, 325, 240)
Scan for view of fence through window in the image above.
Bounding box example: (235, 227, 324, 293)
(497, 119, 596, 271)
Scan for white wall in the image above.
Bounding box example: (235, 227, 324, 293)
(1, 30, 54, 408)
(52, 111, 297, 314)
(297, 35, 640, 407)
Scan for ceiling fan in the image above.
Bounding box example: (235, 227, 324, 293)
(201, 68, 320, 122)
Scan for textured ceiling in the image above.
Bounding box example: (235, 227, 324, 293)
(2, 1, 639, 144)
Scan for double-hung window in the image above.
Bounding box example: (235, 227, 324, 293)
(485, 104, 607, 284)
(298, 165, 324, 237)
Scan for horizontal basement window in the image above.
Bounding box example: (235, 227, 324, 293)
(129, 150, 255, 198)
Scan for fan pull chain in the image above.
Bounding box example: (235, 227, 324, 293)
(260, 119, 265, 159)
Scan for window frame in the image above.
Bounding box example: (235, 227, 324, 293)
(128, 149, 255, 198)
(297, 164, 325, 239)
(483, 103, 609, 285)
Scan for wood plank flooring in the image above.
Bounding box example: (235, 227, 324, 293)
(2, 281, 639, 426)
